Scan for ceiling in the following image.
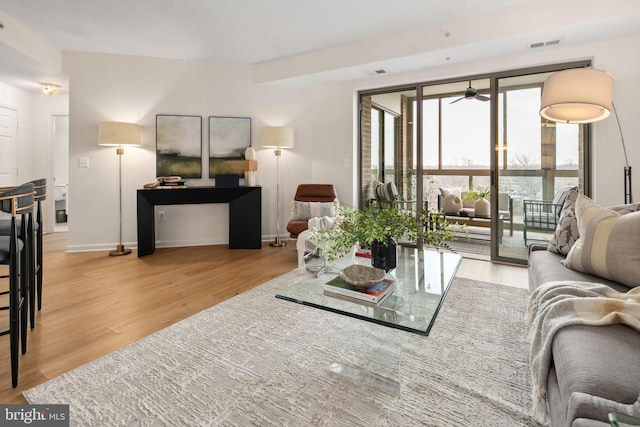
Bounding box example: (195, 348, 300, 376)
(1, 0, 640, 91)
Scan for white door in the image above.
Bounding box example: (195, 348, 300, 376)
(0, 106, 18, 187)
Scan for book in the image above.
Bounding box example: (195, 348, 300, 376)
(323, 276, 395, 304)
(323, 287, 395, 308)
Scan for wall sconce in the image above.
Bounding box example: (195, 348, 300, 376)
(40, 83, 60, 96)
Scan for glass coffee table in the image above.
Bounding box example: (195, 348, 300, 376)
(276, 247, 462, 336)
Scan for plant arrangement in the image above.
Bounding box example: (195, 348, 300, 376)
(310, 203, 465, 263)
(463, 185, 490, 201)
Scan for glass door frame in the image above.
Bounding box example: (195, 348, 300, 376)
(358, 60, 593, 265)
(489, 60, 592, 265)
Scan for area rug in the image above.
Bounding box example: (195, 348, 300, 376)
(24, 269, 546, 426)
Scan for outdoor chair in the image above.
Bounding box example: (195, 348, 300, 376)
(523, 185, 576, 245)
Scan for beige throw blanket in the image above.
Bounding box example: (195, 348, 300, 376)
(527, 281, 640, 420)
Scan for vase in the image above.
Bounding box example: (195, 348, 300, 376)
(474, 196, 490, 217)
(371, 237, 397, 272)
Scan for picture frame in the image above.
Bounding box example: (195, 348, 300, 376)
(208, 116, 251, 178)
(156, 115, 202, 178)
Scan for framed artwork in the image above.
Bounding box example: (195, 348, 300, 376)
(208, 116, 251, 178)
(156, 115, 202, 178)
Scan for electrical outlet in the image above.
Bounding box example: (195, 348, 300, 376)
(78, 158, 90, 168)
(159, 211, 166, 221)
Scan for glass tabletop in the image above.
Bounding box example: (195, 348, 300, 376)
(276, 247, 462, 336)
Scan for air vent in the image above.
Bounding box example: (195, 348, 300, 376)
(529, 39, 562, 49)
(363, 69, 387, 76)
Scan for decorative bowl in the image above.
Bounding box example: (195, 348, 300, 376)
(339, 264, 385, 289)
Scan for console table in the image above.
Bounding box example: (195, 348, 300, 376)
(137, 186, 262, 257)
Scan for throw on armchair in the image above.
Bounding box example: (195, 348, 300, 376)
(286, 184, 338, 238)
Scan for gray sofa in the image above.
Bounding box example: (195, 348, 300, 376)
(528, 245, 640, 427)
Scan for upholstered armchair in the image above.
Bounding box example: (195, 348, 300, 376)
(286, 184, 338, 239)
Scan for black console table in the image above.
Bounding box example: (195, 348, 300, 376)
(137, 186, 262, 257)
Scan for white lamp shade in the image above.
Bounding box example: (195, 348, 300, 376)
(261, 126, 294, 149)
(98, 122, 142, 146)
(540, 68, 614, 124)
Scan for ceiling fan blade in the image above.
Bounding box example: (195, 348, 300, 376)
(450, 97, 464, 104)
(476, 94, 490, 102)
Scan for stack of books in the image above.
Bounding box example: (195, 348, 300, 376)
(158, 178, 186, 188)
(323, 276, 396, 307)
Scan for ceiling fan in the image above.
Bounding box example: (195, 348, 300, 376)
(450, 81, 490, 104)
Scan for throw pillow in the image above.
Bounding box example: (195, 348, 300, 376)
(439, 187, 461, 198)
(548, 189, 579, 255)
(551, 185, 577, 217)
(290, 201, 337, 221)
(564, 194, 640, 287)
(442, 194, 462, 214)
(374, 181, 398, 202)
(608, 202, 640, 215)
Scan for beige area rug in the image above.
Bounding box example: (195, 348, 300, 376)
(24, 269, 547, 426)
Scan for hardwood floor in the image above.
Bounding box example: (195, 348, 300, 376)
(0, 233, 528, 403)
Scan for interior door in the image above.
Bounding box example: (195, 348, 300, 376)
(0, 106, 18, 187)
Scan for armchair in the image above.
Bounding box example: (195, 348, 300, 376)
(523, 186, 576, 244)
(286, 184, 338, 238)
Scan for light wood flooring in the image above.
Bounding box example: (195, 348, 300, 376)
(0, 233, 528, 403)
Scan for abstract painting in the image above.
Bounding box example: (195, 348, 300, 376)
(209, 116, 251, 178)
(156, 115, 202, 178)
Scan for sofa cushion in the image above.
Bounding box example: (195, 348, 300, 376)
(564, 195, 640, 288)
(527, 249, 629, 293)
(552, 324, 640, 424)
(289, 201, 336, 221)
(548, 189, 579, 255)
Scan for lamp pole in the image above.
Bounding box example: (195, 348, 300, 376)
(111, 146, 131, 256)
(271, 148, 285, 247)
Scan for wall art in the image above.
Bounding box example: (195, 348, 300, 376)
(156, 115, 202, 178)
(209, 116, 251, 178)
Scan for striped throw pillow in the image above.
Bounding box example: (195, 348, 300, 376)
(564, 194, 640, 287)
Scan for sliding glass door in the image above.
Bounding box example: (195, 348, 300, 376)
(360, 89, 418, 211)
(359, 61, 591, 265)
(493, 70, 587, 263)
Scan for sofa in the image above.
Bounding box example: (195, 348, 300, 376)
(527, 191, 640, 427)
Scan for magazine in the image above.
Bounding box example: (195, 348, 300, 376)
(323, 276, 396, 304)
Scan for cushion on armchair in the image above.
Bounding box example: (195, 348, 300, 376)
(287, 184, 339, 238)
(289, 201, 336, 221)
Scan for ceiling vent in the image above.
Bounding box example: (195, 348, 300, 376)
(364, 69, 387, 76)
(529, 39, 562, 50)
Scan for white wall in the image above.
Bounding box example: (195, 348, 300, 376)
(62, 52, 313, 252)
(58, 34, 640, 252)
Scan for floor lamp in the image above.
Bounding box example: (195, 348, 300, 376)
(261, 126, 294, 247)
(98, 121, 142, 256)
(540, 68, 632, 203)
